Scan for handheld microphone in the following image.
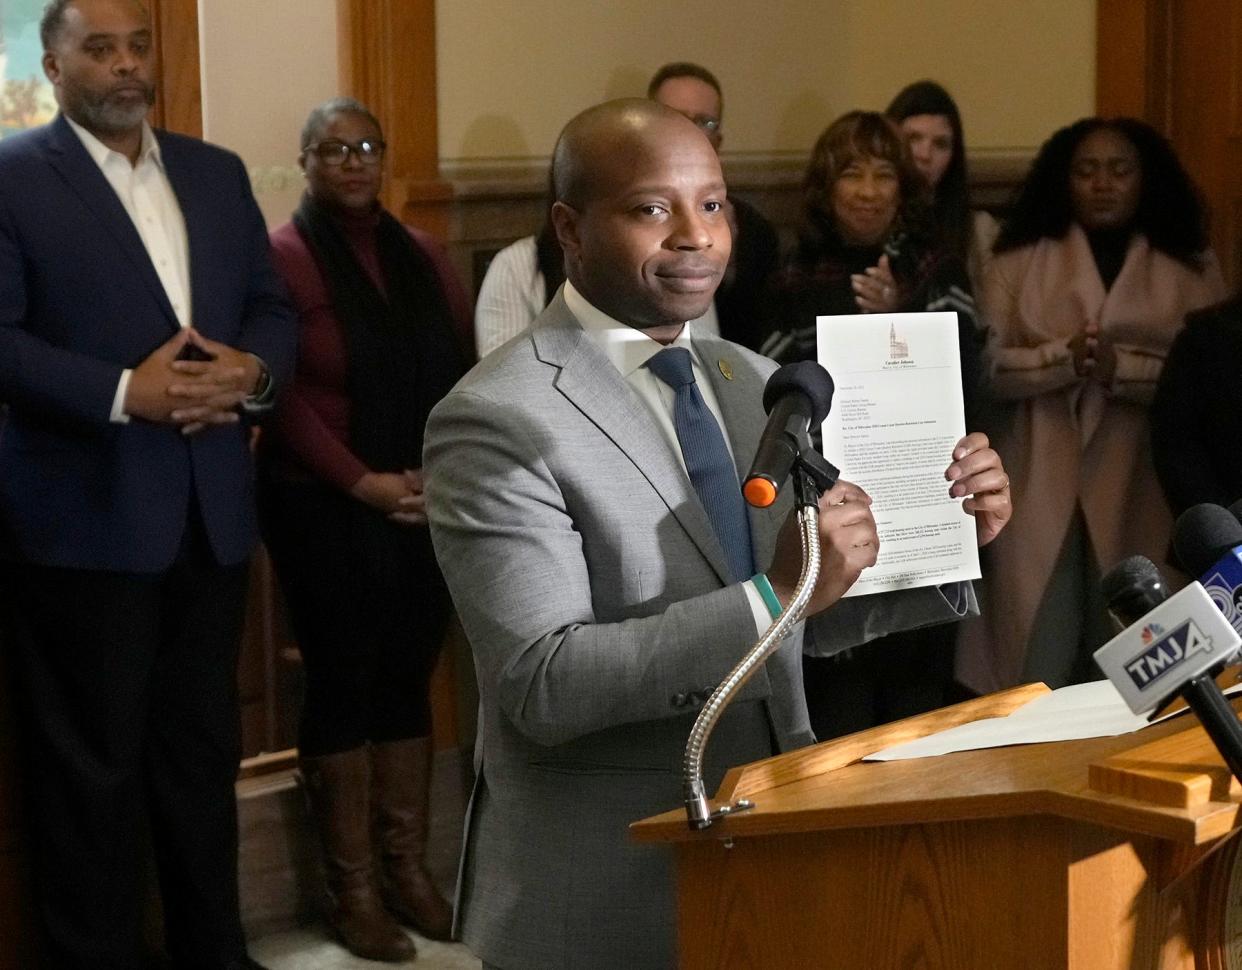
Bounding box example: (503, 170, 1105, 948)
(1095, 556, 1242, 779)
(1101, 554, 1170, 628)
(742, 362, 836, 508)
(1174, 503, 1242, 638)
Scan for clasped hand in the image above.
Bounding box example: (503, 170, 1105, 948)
(123, 328, 261, 435)
(767, 432, 1013, 616)
(350, 469, 427, 526)
(1068, 321, 1117, 384)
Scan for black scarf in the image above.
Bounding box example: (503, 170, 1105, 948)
(292, 193, 465, 473)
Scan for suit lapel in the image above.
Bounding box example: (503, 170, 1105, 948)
(43, 116, 178, 329)
(533, 297, 735, 585)
(156, 133, 207, 331)
(698, 335, 788, 564)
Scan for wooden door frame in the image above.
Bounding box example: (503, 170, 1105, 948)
(150, 0, 202, 137)
(336, 0, 452, 236)
(1095, 0, 1172, 128)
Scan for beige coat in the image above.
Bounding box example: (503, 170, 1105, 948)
(956, 225, 1225, 694)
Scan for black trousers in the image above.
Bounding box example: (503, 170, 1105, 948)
(1, 520, 250, 970)
(259, 479, 453, 757)
(803, 621, 974, 742)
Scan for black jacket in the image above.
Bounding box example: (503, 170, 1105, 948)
(1151, 294, 1242, 515)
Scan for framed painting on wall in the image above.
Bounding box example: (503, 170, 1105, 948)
(0, 0, 55, 137)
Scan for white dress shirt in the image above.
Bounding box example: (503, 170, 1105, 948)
(475, 236, 547, 358)
(65, 117, 192, 423)
(563, 280, 773, 633)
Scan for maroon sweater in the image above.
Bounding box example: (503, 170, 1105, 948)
(266, 211, 473, 490)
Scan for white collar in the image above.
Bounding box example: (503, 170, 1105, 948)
(563, 279, 703, 379)
(65, 115, 162, 170)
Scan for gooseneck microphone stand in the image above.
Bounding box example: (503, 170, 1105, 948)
(683, 435, 838, 830)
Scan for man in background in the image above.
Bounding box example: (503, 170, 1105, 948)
(649, 61, 781, 351)
(0, 1, 294, 967)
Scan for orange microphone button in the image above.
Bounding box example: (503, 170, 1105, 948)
(743, 477, 777, 508)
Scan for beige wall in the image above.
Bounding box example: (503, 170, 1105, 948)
(198, 0, 340, 226)
(436, 0, 1096, 171)
(192, 1, 1095, 211)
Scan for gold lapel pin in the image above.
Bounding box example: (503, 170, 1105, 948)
(718, 359, 734, 381)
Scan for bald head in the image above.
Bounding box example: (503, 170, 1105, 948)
(548, 98, 731, 334)
(552, 98, 713, 211)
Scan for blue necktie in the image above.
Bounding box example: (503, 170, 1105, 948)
(646, 347, 755, 583)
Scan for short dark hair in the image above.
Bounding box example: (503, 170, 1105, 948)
(995, 116, 1210, 268)
(647, 61, 723, 108)
(300, 97, 384, 152)
(40, 0, 76, 49)
(41, 0, 149, 50)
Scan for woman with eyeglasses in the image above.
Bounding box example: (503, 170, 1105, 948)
(260, 97, 472, 962)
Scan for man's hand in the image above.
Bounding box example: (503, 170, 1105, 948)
(166, 328, 261, 434)
(768, 479, 878, 616)
(123, 329, 236, 429)
(946, 432, 1012, 547)
(124, 327, 243, 432)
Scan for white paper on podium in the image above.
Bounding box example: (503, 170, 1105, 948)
(863, 680, 1164, 762)
(818, 311, 980, 598)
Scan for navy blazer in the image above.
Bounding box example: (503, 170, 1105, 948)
(0, 115, 296, 572)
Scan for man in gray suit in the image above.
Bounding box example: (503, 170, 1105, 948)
(424, 99, 1012, 970)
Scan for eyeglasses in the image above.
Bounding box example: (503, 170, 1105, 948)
(302, 138, 386, 166)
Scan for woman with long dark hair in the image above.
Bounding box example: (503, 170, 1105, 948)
(887, 79, 999, 289)
(260, 97, 472, 962)
(956, 117, 1226, 695)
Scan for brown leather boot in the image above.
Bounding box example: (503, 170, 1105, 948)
(371, 737, 455, 940)
(299, 749, 418, 963)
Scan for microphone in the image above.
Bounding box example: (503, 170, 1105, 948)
(1101, 554, 1171, 628)
(1174, 503, 1242, 638)
(1094, 556, 1242, 779)
(742, 362, 836, 508)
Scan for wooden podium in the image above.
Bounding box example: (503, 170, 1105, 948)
(632, 684, 1242, 970)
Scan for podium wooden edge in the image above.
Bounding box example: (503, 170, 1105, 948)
(630, 682, 1049, 842)
(719, 681, 1050, 803)
(633, 685, 1242, 847)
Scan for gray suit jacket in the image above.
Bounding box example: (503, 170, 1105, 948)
(425, 293, 972, 970)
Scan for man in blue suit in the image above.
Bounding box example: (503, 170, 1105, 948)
(0, 1, 295, 967)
